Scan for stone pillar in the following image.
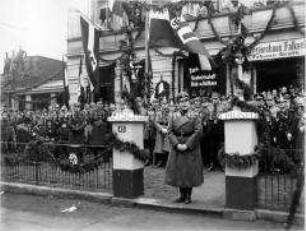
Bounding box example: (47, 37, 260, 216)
(114, 61, 122, 103)
(10, 97, 16, 111)
(108, 108, 148, 199)
(25, 94, 32, 111)
(219, 107, 259, 210)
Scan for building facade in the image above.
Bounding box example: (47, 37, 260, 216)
(66, 0, 305, 104)
(1, 56, 65, 111)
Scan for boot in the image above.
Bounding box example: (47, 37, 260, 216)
(174, 187, 185, 203)
(184, 187, 192, 204)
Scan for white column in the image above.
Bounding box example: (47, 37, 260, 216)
(108, 109, 148, 199)
(10, 97, 15, 110)
(114, 61, 122, 102)
(50, 93, 57, 105)
(219, 108, 259, 210)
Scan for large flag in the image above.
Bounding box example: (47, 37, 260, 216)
(148, 8, 180, 48)
(149, 9, 214, 71)
(80, 16, 100, 88)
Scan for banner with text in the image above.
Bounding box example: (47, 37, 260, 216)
(189, 67, 217, 88)
(249, 38, 305, 61)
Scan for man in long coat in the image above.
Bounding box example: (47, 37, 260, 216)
(165, 92, 203, 204)
(153, 98, 171, 167)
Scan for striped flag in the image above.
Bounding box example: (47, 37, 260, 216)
(170, 17, 214, 71)
(148, 10, 214, 71)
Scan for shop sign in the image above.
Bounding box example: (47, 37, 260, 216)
(189, 67, 217, 88)
(249, 38, 306, 61)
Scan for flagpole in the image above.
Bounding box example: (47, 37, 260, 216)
(62, 54, 70, 108)
(144, 4, 150, 104)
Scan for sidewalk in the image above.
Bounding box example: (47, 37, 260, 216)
(144, 166, 225, 209)
(1, 167, 304, 226)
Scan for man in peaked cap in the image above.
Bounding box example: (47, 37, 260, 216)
(165, 91, 203, 204)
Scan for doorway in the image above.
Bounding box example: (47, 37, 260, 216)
(256, 57, 303, 92)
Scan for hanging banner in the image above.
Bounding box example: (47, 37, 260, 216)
(189, 67, 217, 88)
(249, 38, 306, 61)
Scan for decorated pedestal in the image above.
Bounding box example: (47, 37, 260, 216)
(108, 108, 148, 199)
(219, 107, 259, 210)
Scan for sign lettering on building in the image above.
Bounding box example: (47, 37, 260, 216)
(189, 67, 217, 88)
(249, 38, 306, 61)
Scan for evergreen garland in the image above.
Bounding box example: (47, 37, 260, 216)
(218, 146, 260, 170)
(207, 15, 228, 46)
(3, 132, 149, 174)
(110, 133, 149, 162)
(230, 96, 261, 113)
(224, 151, 260, 170)
(287, 3, 305, 36)
(246, 6, 277, 52)
(50, 151, 110, 173)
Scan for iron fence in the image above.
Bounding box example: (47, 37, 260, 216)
(257, 147, 304, 212)
(1, 141, 113, 192)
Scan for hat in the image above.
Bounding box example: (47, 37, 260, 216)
(135, 97, 143, 102)
(283, 94, 291, 99)
(151, 98, 158, 103)
(295, 97, 304, 107)
(255, 94, 264, 100)
(74, 102, 81, 107)
(97, 111, 104, 117)
(97, 101, 103, 106)
(211, 92, 219, 99)
(1, 111, 8, 117)
(176, 92, 190, 102)
(61, 105, 67, 111)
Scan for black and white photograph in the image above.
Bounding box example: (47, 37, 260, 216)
(0, 0, 305, 230)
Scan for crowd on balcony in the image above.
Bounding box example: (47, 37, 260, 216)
(1, 85, 304, 170)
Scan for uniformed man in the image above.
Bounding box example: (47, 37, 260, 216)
(165, 92, 203, 204)
(144, 98, 158, 166)
(56, 106, 70, 158)
(153, 97, 170, 167)
(88, 110, 111, 161)
(68, 102, 86, 162)
(200, 98, 211, 166)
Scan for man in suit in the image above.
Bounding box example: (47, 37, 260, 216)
(165, 92, 203, 204)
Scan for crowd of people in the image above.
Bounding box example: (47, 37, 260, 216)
(1, 85, 305, 170)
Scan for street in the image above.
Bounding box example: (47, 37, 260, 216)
(0, 192, 303, 231)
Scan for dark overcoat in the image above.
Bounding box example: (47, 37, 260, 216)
(165, 111, 203, 187)
(88, 120, 109, 145)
